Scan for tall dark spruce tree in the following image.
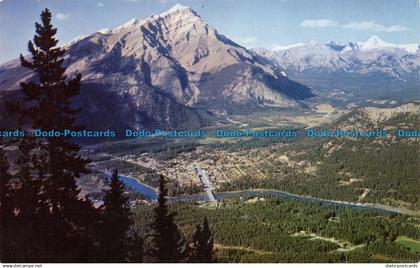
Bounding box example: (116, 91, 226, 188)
(100, 169, 133, 262)
(191, 217, 214, 263)
(129, 231, 144, 263)
(10, 135, 48, 262)
(148, 175, 186, 263)
(7, 8, 100, 262)
(0, 142, 14, 261)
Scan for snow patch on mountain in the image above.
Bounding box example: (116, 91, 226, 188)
(97, 28, 111, 35)
(360, 36, 418, 53)
(272, 43, 305, 51)
(256, 36, 420, 82)
(63, 34, 87, 47)
(158, 3, 190, 17)
(113, 18, 139, 32)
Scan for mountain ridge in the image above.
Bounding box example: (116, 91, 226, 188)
(255, 36, 420, 101)
(269, 36, 419, 54)
(256, 36, 420, 81)
(0, 4, 314, 129)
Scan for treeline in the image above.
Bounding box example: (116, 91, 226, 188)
(0, 9, 214, 263)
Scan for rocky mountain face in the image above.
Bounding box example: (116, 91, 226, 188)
(256, 36, 420, 99)
(0, 4, 313, 130)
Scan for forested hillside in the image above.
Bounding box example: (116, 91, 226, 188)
(133, 197, 420, 263)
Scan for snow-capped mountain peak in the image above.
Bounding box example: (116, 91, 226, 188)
(266, 36, 418, 54)
(160, 3, 191, 16)
(113, 18, 139, 32)
(255, 36, 420, 86)
(0, 4, 314, 130)
(361, 35, 387, 50)
(2, 4, 314, 116)
(359, 35, 419, 53)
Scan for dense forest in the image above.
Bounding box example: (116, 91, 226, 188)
(219, 134, 419, 210)
(133, 196, 420, 263)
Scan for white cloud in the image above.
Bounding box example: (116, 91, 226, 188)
(97, 2, 104, 7)
(55, 13, 70, 21)
(234, 36, 257, 47)
(300, 19, 337, 28)
(343, 20, 408, 32)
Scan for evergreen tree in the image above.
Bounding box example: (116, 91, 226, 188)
(191, 217, 214, 263)
(0, 141, 11, 209)
(148, 175, 186, 263)
(0, 135, 48, 262)
(100, 169, 132, 262)
(12, 135, 48, 262)
(128, 231, 144, 263)
(7, 9, 100, 262)
(0, 142, 14, 261)
(18, 7, 91, 214)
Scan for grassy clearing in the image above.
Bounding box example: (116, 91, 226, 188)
(214, 244, 273, 256)
(395, 236, 420, 253)
(292, 231, 365, 252)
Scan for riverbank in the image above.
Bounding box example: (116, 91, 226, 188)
(103, 170, 418, 216)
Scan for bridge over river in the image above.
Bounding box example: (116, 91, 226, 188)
(93, 166, 412, 216)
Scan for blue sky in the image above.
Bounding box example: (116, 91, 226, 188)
(0, 0, 419, 63)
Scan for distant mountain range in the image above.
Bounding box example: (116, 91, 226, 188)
(255, 36, 420, 100)
(0, 4, 313, 130)
(2, 4, 419, 131)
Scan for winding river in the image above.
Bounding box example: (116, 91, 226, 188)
(118, 174, 159, 200)
(108, 172, 405, 215)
